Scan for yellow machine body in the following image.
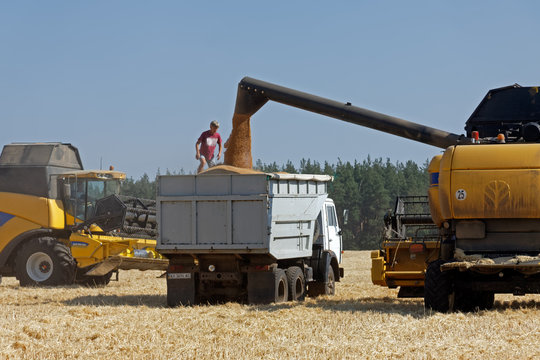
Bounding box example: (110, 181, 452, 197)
(0, 170, 167, 280)
(429, 143, 540, 222)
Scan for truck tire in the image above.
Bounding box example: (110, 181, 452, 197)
(76, 270, 114, 287)
(286, 266, 305, 301)
(274, 269, 288, 303)
(308, 266, 335, 297)
(424, 260, 451, 312)
(15, 237, 76, 286)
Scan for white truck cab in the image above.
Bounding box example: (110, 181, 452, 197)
(322, 199, 343, 264)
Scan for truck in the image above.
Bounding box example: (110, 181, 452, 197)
(371, 195, 439, 298)
(156, 168, 343, 305)
(0, 142, 167, 286)
(222, 77, 540, 312)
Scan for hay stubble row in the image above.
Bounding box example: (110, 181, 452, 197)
(1, 251, 539, 359)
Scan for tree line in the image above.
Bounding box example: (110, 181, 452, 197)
(121, 157, 430, 250)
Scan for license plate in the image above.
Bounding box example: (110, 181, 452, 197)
(168, 272, 191, 279)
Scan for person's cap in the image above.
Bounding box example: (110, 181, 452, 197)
(210, 120, 220, 128)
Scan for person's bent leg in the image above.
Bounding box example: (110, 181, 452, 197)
(198, 157, 207, 173)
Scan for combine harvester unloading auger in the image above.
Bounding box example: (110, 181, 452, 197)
(224, 77, 540, 312)
(223, 76, 472, 167)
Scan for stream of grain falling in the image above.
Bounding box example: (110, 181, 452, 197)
(223, 113, 253, 168)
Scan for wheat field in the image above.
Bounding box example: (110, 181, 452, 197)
(1, 251, 539, 359)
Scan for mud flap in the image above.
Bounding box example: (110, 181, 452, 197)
(247, 271, 275, 304)
(167, 273, 197, 306)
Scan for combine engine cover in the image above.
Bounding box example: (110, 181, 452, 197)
(0, 142, 83, 199)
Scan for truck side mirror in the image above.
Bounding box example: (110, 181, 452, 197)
(343, 209, 349, 225)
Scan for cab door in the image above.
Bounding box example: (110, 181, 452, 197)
(324, 200, 342, 263)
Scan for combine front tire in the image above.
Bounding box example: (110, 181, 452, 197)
(424, 260, 451, 313)
(15, 237, 76, 286)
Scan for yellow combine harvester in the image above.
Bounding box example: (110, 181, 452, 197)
(0, 142, 167, 286)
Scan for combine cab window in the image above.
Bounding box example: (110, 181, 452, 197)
(63, 178, 121, 224)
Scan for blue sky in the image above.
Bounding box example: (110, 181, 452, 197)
(1, 1, 539, 178)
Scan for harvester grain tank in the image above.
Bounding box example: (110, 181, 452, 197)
(0, 142, 167, 286)
(225, 77, 540, 312)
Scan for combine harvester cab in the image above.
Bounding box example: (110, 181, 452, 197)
(157, 167, 343, 305)
(0, 142, 167, 287)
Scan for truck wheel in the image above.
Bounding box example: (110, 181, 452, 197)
(286, 266, 305, 301)
(76, 270, 114, 287)
(274, 269, 288, 303)
(308, 266, 335, 297)
(424, 260, 451, 312)
(15, 237, 76, 286)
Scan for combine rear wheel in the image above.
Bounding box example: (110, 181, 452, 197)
(15, 237, 76, 286)
(424, 260, 452, 312)
(286, 266, 305, 301)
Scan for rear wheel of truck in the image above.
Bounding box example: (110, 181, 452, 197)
(15, 237, 76, 286)
(274, 269, 288, 303)
(286, 266, 305, 301)
(308, 265, 335, 297)
(424, 260, 451, 312)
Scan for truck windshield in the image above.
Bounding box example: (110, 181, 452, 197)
(64, 179, 121, 223)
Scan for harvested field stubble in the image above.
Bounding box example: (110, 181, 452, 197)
(1, 252, 539, 359)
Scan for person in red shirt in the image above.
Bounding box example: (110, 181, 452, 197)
(196, 120, 222, 173)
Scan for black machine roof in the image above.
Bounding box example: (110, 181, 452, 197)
(464, 84, 540, 139)
(0, 142, 83, 169)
